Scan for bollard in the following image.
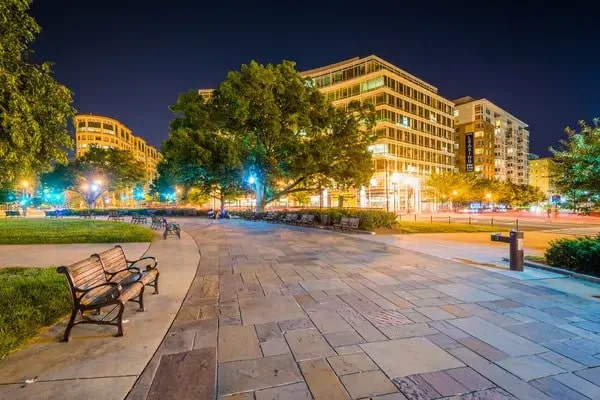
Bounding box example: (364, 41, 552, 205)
(509, 230, 524, 271)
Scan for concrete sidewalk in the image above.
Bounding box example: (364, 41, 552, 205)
(0, 226, 203, 400)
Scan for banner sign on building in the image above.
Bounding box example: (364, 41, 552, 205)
(465, 132, 474, 172)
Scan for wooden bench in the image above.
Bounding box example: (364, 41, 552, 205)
(44, 209, 63, 218)
(107, 211, 125, 222)
(297, 214, 316, 227)
(131, 213, 148, 224)
(4, 210, 20, 218)
(93, 245, 159, 294)
(79, 210, 93, 219)
(57, 255, 145, 341)
(263, 211, 279, 223)
(333, 217, 360, 232)
(162, 217, 181, 239)
(281, 213, 298, 224)
(150, 215, 164, 230)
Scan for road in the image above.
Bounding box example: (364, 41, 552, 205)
(402, 212, 600, 235)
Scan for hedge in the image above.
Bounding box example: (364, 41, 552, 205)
(544, 234, 600, 277)
(232, 208, 395, 230)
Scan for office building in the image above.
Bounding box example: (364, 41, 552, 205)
(74, 114, 161, 185)
(302, 55, 456, 212)
(453, 97, 529, 184)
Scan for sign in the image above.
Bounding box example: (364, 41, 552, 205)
(551, 195, 561, 204)
(465, 132, 474, 172)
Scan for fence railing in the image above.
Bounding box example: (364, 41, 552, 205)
(397, 214, 519, 230)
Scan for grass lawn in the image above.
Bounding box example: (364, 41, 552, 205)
(0, 219, 154, 244)
(0, 267, 71, 360)
(378, 221, 505, 234)
(525, 254, 547, 264)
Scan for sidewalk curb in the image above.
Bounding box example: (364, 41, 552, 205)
(502, 257, 600, 284)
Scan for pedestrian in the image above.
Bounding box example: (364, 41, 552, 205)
(546, 207, 551, 218)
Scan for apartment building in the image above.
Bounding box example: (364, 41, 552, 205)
(453, 97, 529, 184)
(74, 114, 161, 185)
(301, 55, 456, 212)
(529, 156, 555, 199)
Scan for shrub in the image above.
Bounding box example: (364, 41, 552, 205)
(232, 208, 394, 230)
(544, 234, 600, 276)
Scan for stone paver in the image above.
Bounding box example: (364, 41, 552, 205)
(361, 337, 464, 377)
(121, 219, 600, 399)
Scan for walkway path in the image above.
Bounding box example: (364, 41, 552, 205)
(130, 219, 600, 399)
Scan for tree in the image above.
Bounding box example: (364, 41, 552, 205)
(0, 0, 75, 188)
(161, 90, 244, 210)
(211, 60, 376, 211)
(40, 146, 145, 208)
(551, 119, 600, 211)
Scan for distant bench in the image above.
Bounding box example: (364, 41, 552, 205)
(333, 217, 360, 232)
(4, 210, 20, 218)
(44, 210, 63, 218)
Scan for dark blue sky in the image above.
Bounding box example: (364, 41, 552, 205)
(29, 0, 598, 157)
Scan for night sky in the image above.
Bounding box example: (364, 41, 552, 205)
(29, 0, 598, 157)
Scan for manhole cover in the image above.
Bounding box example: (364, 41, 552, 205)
(365, 310, 412, 328)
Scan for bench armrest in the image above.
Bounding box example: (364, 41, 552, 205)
(75, 281, 122, 294)
(127, 255, 158, 270)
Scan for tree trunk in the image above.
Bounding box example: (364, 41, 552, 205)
(255, 182, 265, 212)
(219, 192, 225, 212)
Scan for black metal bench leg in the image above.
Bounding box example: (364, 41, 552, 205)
(115, 303, 125, 337)
(137, 285, 145, 312)
(62, 308, 79, 342)
(153, 272, 159, 294)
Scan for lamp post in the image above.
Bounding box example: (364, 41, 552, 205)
(248, 176, 256, 211)
(451, 190, 458, 212)
(369, 178, 377, 208)
(81, 179, 102, 208)
(21, 181, 29, 201)
(390, 173, 400, 214)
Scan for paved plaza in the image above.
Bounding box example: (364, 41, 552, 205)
(2, 218, 600, 399)
(135, 219, 600, 399)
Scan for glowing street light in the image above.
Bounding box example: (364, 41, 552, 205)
(248, 175, 256, 210)
(369, 178, 377, 207)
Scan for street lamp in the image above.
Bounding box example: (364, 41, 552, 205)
(390, 173, 400, 214)
(248, 175, 256, 211)
(451, 190, 458, 212)
(369, 178, 377, 208)
(485, 192, 492, 209)
(21, 181, 29, 200)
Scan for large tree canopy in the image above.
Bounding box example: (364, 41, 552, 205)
(551, 119, 600, 210)
(210, 60, 376, 210)
(155, 90, 244, 208)
(40, 146, 145, 208)
(426, 171, 544, 208)
(0, 0, 75, 187)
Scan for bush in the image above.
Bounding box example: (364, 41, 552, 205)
(232, 208, 394, 230)
(544, 234, 600, 276)
(0, 268, 71, 359)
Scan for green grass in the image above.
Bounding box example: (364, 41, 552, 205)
(387, 221, 505, 234)
(0, 219, 154, 244)
(0, 267, 71, 360)
(525, 255, 547, 264)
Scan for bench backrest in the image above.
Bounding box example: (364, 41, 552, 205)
(341, 217, 360, 228)
(57, 255, 107, 290)
(93, 245, 127, 275)
(301, 214, 315, 221)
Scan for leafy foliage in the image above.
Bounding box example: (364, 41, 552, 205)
(156, 90, 244, 208)
(0, 0, 75, 188)
(426, 172, 544, 207)
(40, 146, 145, 207)
(545, 235, 600, 277)
(550, 119, 600, 211)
